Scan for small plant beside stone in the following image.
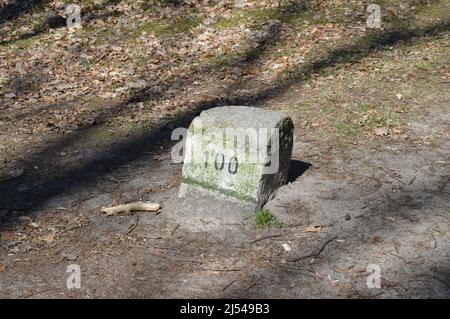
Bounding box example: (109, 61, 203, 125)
(255, 209, 282, 228)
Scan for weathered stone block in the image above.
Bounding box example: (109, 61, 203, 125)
(179, 106, 293, 212)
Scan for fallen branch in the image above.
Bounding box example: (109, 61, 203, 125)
(101, 202, 160, 216)
(249, 233, 282, 244)
(149, 252, 205, 263)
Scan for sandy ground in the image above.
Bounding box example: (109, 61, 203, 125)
(0, 98, 448, 298)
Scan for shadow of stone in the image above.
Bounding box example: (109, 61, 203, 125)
(288, 159, 312, 183)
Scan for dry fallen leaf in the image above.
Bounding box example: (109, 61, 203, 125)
(371, 235, 383, 244)
(304, 225, 322, 233)
(0, 231, 15, 241)
(39, 229, 56, 243)
(29, 222, 40, 229)
(374, 127, 389, 136)
(0, 263, 6, 273)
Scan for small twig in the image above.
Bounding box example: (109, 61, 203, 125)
(101, 176, 131, 183)
(149, 240, 194, 250)
(279, 265, 317, 278)
(391, 175, 405, 185)
(366, 175, 382, 183)
(287, 236, 336, 262)
(126, 215, 140, 235)
(364, 176, 383, 189)
(170, 224, 180, 236)
(201, 268, 240, 272)
(438, 178, 449, 191)
(223, 279, 237, 291)
(97, 185, 120, 196)
(70, 194, 95, 208)
(149, 252, 205, 263)
(60, 221, 93, 234)
(377, 167, 405, 185)
(21, 288, 59, 299)
(140, 235, 166, 240)
(386, 251, 409, 263)
(400, 213, 419, 223)
(241, 281, 256, 292)
(249, 233, 282, 244)
(370, 292, 385, 298)
(128, 244, 146, 249)
(431, 233, 438, 249)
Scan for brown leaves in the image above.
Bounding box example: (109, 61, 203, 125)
(0, 231, 15, 241)
(38, 228, 57, 243)
(374, 127, 389, 136)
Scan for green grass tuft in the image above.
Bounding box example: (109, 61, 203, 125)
(135, 16, 203, 37)
(255, 209, 282, 228)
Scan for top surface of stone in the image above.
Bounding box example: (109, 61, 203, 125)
(198, 106, 289, 128)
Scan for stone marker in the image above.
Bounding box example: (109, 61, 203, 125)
(179, 106, 294, 212)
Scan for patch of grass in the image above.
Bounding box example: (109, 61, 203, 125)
(210, 55, 232, 67)
(135, 20, 167, 36)
(91, 27, 117, 46)
(5, 37, 37, 51)
(332, 105, 403, 139)
(255, 209, 282, 228)
(371, 109, 402, 129)
(208, 48, 263, 68)
(213, 11, 254, 29)
(213, 8, 285, 29)
(410, 0, 450, 21)
(244, 48, 260, 60)
(213, 8, 328, 30)
(289, 10, 329, 26)
(306, 83, 407, 140)
(93, 10, 173, 46)
(135, 16, 203, 37)
(80, 0, 97, 5)
(334, 120, 361, 138)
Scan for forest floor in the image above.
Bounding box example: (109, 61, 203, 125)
(0, 0, 449, 298)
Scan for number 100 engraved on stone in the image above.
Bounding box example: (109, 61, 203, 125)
(179, 106, 294, 211)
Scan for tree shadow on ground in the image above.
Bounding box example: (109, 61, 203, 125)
(1, 0, 282, 118)
(0, 0, 125, 46)
(0, 0, 47, 23)
(0, 11, 448, 231)
(216, 173, 450, 298)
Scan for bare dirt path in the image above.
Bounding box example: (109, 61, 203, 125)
(1, 104, 448, 298)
